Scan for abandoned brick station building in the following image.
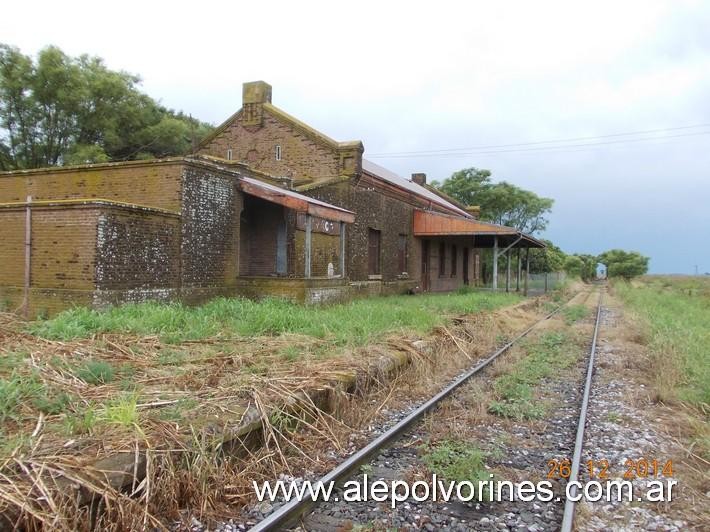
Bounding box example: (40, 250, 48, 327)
(0, 81, 543, 316)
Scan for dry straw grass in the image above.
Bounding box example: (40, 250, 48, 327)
(0, 296, 550, 530)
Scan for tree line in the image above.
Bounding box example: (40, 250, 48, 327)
(432, 167, 649, 280)
(0, 44, 212, 170)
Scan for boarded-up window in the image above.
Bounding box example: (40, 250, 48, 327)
(368, 228, 381, 275)
(398, 234, 407, 274)
(451, 245, 457, 277)
(439, 242, 446, 277)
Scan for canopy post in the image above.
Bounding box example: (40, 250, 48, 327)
(505, 249, 511, 292)
(339, 221, 346, 277)
(305, 214, 312, 278)
(516, 247, 522, 292)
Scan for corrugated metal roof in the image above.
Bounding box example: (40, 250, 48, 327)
(361, 159, 471, 218)
(239, 176, 355, 223)
(413, 209, 545, 248)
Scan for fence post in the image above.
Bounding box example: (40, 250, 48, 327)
(524, 247, 530, 296)
(23, 196, 32, 319)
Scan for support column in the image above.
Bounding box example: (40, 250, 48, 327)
(492, 236, 498, 290)
(524, 247, 530, 296)
(505, 249, 511, 292)
(23, 196, 32, 319)
(516, 248, 522, 292)
(304, 214, 312, 278)
(339, 221, 346, 278)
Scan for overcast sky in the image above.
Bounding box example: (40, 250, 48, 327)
(3, 0, 709, 273)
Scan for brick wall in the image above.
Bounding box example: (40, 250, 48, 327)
(199, 111, 342, 184)
(96, 210, 180, 291)
(0, 204, 100, 315)
(181, 166, 241, 287)
(300, 180, 420, 286)
(31, 206, 99, 290)
(0, 160, 183, 211)
(426, 237, 477, 292)
(0, 209, 24, 288)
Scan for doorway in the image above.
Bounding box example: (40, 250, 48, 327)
(421, 240, 430, 291)
(368, 228, 381, 276)
(463, 247, 469, 285)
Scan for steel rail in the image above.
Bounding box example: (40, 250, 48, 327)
(560, 290, 603, 532)
(249, 296, 581, 532)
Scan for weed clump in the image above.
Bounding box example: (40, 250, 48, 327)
(488, 332, 572, 420)
(422, 440, 489, 498)
(76, 359, 115, 385)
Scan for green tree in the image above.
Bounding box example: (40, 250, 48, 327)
(563, 255, 584, 277)
(578, 254, 598, 281)
(432, 167, 554, 234)
(598, 249, 649, 279)
(0, 44, 213, 170)
(529, 240, 566, 274)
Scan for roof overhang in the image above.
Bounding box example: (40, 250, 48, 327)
(239, 176, 355, 223)
(413, 210, 545, 248)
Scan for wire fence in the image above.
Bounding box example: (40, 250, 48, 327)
(479, 271, 567, 294)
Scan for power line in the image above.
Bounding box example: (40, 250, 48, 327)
(367, 123, 710, 158)
(368, 129, 710, 159)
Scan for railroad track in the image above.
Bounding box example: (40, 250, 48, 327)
(249, 288, 605, 532)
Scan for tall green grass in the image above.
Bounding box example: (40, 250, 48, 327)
(28, 291, 520, 345)
(614, 277, 710, 408)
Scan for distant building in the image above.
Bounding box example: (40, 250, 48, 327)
(0, 81, 542, 317)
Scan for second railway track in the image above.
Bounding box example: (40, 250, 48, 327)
(250, 287, 606, 531)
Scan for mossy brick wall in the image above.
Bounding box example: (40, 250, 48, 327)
(300, 180, 422, 285)
(181, 166, 241, 288)
(426, 237, 476, 292)
(0, 205, 100, 316)
(304, 181, 479, 291)
(293, 229, 340, 277)
(0, 209, 25, 288)
(96, 210, 180, 291)
(234, 277, 350, 304)
(198, 112, 341, 184)
(31, 206, 99, 290)
(0, 162, 183, 211)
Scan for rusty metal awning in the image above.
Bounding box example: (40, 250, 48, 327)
(239, 176, 355, 223)
(413, 210, 545, 248)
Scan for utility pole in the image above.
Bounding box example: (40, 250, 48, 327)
(695, 265, 699, 276)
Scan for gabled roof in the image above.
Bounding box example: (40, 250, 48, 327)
(198, 104, 363, 154)
(362, 159, 471, 218)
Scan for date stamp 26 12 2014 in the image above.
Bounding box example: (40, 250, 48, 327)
(546, 458, 674, 480)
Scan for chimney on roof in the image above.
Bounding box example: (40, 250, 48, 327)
(243, 81, 272, 105)
(241, 81, 271, 128)
(465, 206, 481, 219)
(411, 173, 427, 186)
